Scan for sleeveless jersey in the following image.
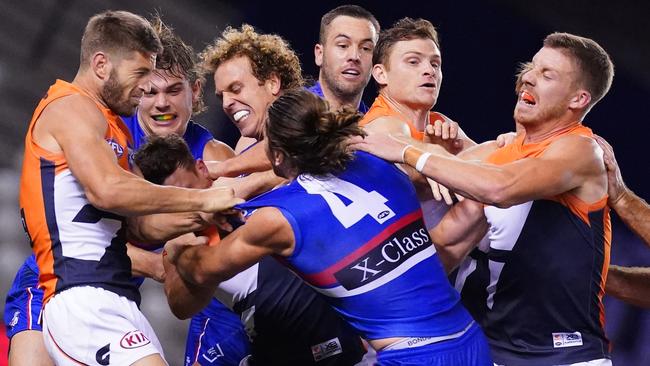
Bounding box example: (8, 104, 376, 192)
(238, 152, 472, 340)
(122, 115, 213, 160)
(482, 124, 611, 365)
(19, 79, 138, 305)
(307, 82, 369, 113)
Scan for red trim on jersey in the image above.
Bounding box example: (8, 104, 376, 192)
(303, 210, 423, 287)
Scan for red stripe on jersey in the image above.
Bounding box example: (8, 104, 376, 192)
(303, 210, 422, 287)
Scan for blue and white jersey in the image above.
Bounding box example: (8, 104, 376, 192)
(121, 115, 213, 160)
(238, 152, 472, 340)
(307, 82, 369, 114)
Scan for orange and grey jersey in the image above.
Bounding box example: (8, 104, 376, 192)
(19, 79, 139, 305)
(482, 124, 611, 365)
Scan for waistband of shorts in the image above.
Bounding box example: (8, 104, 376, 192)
(382, 321, 475, 351)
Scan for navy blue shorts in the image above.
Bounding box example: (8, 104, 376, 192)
(184, 299, 251, 366)
(377, 322, 493, 366)
(4, 257, 43, 339)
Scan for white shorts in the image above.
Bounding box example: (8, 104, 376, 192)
(42, 286, 166, 365)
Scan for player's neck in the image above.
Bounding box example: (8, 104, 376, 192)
(72, 72, 110, 110)
(319, 80, 362, 111)
(522, 116, 581, 143)
(381, 92, 430, 132)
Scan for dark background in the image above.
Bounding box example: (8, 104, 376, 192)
(0, 1, 648, 364)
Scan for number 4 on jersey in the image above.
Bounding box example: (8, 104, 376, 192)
(297, 175, 395, 228)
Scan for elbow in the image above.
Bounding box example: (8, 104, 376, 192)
(86, 184, 121, 212)
(479, 179, 517, 208)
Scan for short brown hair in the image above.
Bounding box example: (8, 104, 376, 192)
(319, 5, 380, 44)
(266, 89, 365, 177)
(373, 17, 439, 67)
(150, 16, 205, 114)
(200, 24, 303, 90)
(80, 10, 161, 68)
(134, 134, 195, 185)
(543, 32, 614, 109)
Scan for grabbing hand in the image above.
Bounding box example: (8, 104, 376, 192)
(347, 133, 409, 163)
(163, 232, 208, 265)
(200, 187, 245, 213)
(425, 113, 464, 155)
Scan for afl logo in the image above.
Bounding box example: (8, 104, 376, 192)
(106, 139, 124, 158)
(120, 330, 150, 349)
(377, 210, 391, 220)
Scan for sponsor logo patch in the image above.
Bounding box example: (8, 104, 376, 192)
(9, 311, 20, 328)
(334, 220, 431, 290)
(106, 139, 125, 159)
(311, 337, 343, 362)
(552, 331, 583, 348)
(202, 343, 225, 363)
(120, 330, 151, 349)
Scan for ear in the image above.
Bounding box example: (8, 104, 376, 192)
(272, 150, 284, 168)
(570, 89, 591, 110)
(314, 43, 324, 67)
(191, 79, 203, 105)
(91, 52, 111, 80)
(265, 73, 282, 96)
(195, 159, 209, 179)
(372, 64, 388, 88)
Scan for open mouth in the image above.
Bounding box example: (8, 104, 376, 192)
(342, 68, 361, 77)
(152, 113, 177, 122)
(520, 91, 536, 105)
(420, 82, 436, 88)
(232, 110, 250, 123)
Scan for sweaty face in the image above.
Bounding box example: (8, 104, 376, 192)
(214, 56, 278, 139)
(380, 38, 442, 110)
(101, 51, 156, 116)
(317, 16, 377, 100)
(514, 47, 581, 125)
(138, 69, 196, 137)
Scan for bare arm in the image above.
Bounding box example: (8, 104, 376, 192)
(215, 170, 286, 200)
(127, 243, 165, 282)
(202, 139, 236, 161)
(35, 95, 240, 216)
(207, 139, 272, 178)
(595, 135, 650, 246)
(126, 212, 208, 244)
(605, 265, 650, 308)
(163, 252, 213, 319)
(167, 207, 294, 287)
(351, 132, 606, 208)
(430, 199, 488, 272)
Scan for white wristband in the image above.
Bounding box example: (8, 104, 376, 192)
(415, 152, 431, 172)
(400, 144, 414, 163)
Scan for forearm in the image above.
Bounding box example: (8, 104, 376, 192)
(232, 171, 285, 199)
(127, 212, 207, 243)
(215, 170, 285, 200)
(430, 201, 488, 273)
(403, 147, 513, 206)
(164, 264, 213, 319)
(176, 245, 228, 286)
(611, 190, 650, 247)
(212, 142, 272, 178)
(127, 243, 165, 282)
(606, 265, 650, 308)
(88, 171, 210, 216)
(458, 140, 498, 161)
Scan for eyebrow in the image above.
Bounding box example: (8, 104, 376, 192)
(333, 34, 374, 43)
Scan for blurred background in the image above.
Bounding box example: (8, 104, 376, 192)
(1, 0, 648, 365)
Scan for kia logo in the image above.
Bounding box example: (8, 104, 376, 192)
(120, 330, 151, 349)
